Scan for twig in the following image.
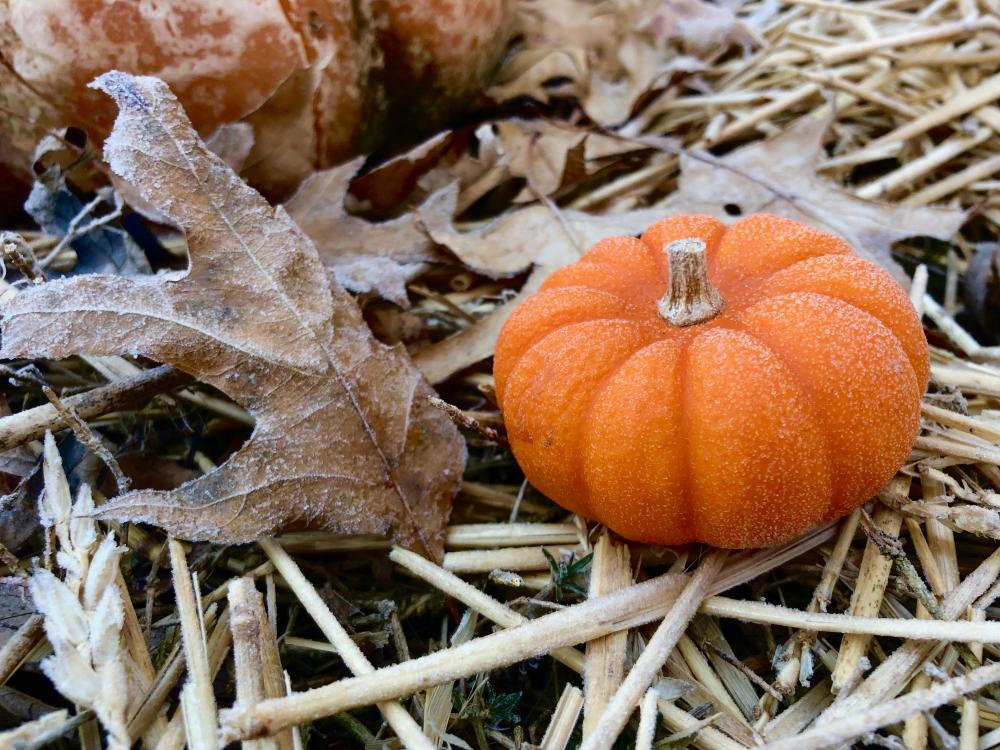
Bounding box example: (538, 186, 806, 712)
(579, 549, 729, 750)
(0, 365, 189, 451)
(391, 546, 585, 670)
(41, 385, 130, 493)
(703, 641, 784, 701)
(700, 596, 1000, 641)
(820, 547, 1000, 724)
(427, 396, 509, 448)
(257, 539, 434, 750)
(635, 690, 659, 750)
(229, 578, 280, 750)
(12, 710, 96, 750)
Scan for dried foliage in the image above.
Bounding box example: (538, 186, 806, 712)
(2, 73, 466, 557)
(0, 0, 1000, 749)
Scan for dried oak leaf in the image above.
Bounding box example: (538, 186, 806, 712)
(284, 158, 454, 308)
(0, 73, 466, 557)
(415, 199, 665, 381)
(659, 116, 967, 283)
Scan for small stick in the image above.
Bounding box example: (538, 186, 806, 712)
(427, 396, 509, 447)
(635, 690, 659, 750)
(443, 545, 576, 574)
(818, 17, 1000, 64)
(759, 660, 1000, 750)
(0, 365, 189, 451)
(579, 549, 729, 750)
(905, 154, 1000, 206)
(703, 641, 783, 701)
(657, 701, 744, 750)
(258, 539, 434, 750)
(539, 685, 584, 750)
(41, 385, 130, 492)
(255, 588, 293, 750)
(169, 538, 219, 750)
(583, 533, 631, 738)
(0, 615, 43, 687)
(12, 710, 96, 750)
(866, 72, 1000, 153)
(676, 635, 750, 727)
(909, 263, 928, 315)
(155, 607, 233, 750)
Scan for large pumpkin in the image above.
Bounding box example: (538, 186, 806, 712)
(494, 214, 929, 548)
(0, 0, 512, 194)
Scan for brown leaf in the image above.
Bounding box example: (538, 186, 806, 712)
(0, 73, 466, 557)
(415, 199, 665, 381)
(422, 194, 664, 277)
(284, 159, 454, 308)
(491, 0, 760, 126)
(659, 117, 967, 282)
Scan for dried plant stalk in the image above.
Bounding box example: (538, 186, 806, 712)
(228, 578, 280, 750)
(257, 539, 434, 750)
(169, 538, 219, 750)
(830, 503, 902, 692)
(579, 550, 728, 750)
(221, 570, 689, 740)
(583, 533, 631, 738)
(391, 546, 586, 671)
(761, 660, 1000, 750)
(539, 685, 584, 750)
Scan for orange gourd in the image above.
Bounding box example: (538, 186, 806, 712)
(494, 214, 929, 548)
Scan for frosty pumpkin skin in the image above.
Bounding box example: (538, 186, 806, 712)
(494, 214, 929, 549)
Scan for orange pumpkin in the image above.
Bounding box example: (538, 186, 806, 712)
(494, 214, 929, 548)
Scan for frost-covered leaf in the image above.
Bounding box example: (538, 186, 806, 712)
(659, 117, 967, 282)
(1, 73, 465, 556)
(422, 194, 665, 277)
(491, 0, 759, 126)
(284, 159, 452, 307)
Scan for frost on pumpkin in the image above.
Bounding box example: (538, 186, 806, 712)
(0, 73, 466, 557)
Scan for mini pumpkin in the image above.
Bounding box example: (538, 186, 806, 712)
(494, 214, 929, 548)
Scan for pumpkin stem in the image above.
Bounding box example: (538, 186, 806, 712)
(657, 238, 725, 326)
